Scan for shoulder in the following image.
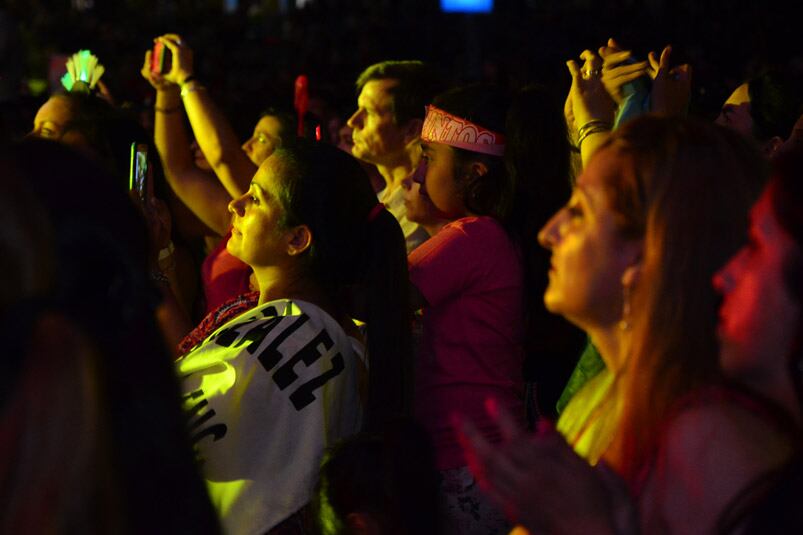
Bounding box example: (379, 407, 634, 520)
(663, 388, 794, 466)
(645, 392, 795, 532)
(415, 216, 511, 255)
(446, 216, 508, 239)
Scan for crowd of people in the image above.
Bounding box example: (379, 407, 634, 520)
(3, 25, 803, 535)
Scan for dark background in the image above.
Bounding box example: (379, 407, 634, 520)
(2, 0, 803, 140)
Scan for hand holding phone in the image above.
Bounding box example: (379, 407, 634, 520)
(150, 41, 172, 75)
(129, 143, 152, 203)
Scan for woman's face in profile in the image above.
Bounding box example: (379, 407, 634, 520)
(241, 115, 284, 167)
(226, 154, 292, 269)
(714, 184, 800, 382)
(537, 146, 641, 331)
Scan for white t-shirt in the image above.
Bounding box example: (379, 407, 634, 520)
(379, 184, 429, 253)
(177, 299, 366, 534)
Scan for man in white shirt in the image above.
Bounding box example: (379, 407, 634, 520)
(347, 61, 445, 252)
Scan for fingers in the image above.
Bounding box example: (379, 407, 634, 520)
(601, 49, 633, 66)
(603, 60, 648, 77)
(143, 49, 152, 73)
(454, 416, 495, 491)
(566, 59, 582, 82)
(160, 33, 184, 45)
(157, 35, 181, 55)
(484, 397, 522, 442)
(604, 69, 649, 87)
(648, 50, 660, 73)
(659, 45, 672, 70)
(648, 46, 673, 79)
(579, 49, 602, 73)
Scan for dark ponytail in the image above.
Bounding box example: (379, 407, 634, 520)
(274, 140, 412, 430)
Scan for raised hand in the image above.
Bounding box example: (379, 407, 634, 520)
(565, 49, 616, 137)
(457, 399, 627, 535)
(599, 38, 650, 105)
(140, 48, 176, 92)
(154, 33, 195, 86)
(647, 45, 692, 116)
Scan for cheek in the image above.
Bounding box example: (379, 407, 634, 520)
(425, 167, 460, 215)
(544, 237, 624, 324)
(720, 270, 799, 377)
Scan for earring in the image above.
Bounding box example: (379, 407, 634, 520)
(619, 282, 631, 331)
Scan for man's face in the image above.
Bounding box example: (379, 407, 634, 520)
(346, 79, 408, 166)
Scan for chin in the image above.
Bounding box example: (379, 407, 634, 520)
(542, 293, 563, 314)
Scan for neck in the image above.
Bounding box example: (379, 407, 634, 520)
(254, 265, 326, 308)
(376, 143, 420, 194)
(422, 220, 448, 237)
(744, 368, 802, 425)
(587, 324, 630, 375)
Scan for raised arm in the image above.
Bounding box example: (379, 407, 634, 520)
(141, 48, 232, 236)
(565, 50, 616, 168)
(157, 33, 257, 199)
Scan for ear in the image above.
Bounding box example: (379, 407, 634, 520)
(285, 224, 312, 256)
(402, 117, 423, 146)
(763, 136, 785, 158)
(621, 242, 643, 288)
(467, 160, 489, 180)
(621, 263, 641, 290)
(345, 512, 381, 535)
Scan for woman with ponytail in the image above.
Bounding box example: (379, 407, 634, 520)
(176, 139, 410, 534)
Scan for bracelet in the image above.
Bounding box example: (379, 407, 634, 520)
(577, 126, 610, 150)
(154, 105, 181, 113)
(180, 80, 205, 98)
(577, 120, 612, 139)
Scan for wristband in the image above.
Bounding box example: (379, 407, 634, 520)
(577, 127, 610, 150)
(180, 80, 205, 98)
(577, 120, 612, 138)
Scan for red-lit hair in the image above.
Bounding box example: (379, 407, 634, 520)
(599, 116, 768, 482)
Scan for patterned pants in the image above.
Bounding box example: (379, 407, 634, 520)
(438, 465, 511, 535)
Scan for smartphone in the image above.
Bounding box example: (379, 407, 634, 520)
(129, 142, 150, 202)
(150, 41, 171, 74)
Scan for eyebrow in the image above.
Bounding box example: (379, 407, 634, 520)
(250, 182, 267, 198)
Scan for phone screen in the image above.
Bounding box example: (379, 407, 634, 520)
(151, 42, 171, 74)
(129, 143, 149, 202)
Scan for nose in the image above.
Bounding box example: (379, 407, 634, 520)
(712, 256, 736, 294)
(346, 109, 362, 129)
(242, 138, 254, 154)
(228, 195, 246, 217)
(538, 210, 562, 249)
(412, 161, 427, 187)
